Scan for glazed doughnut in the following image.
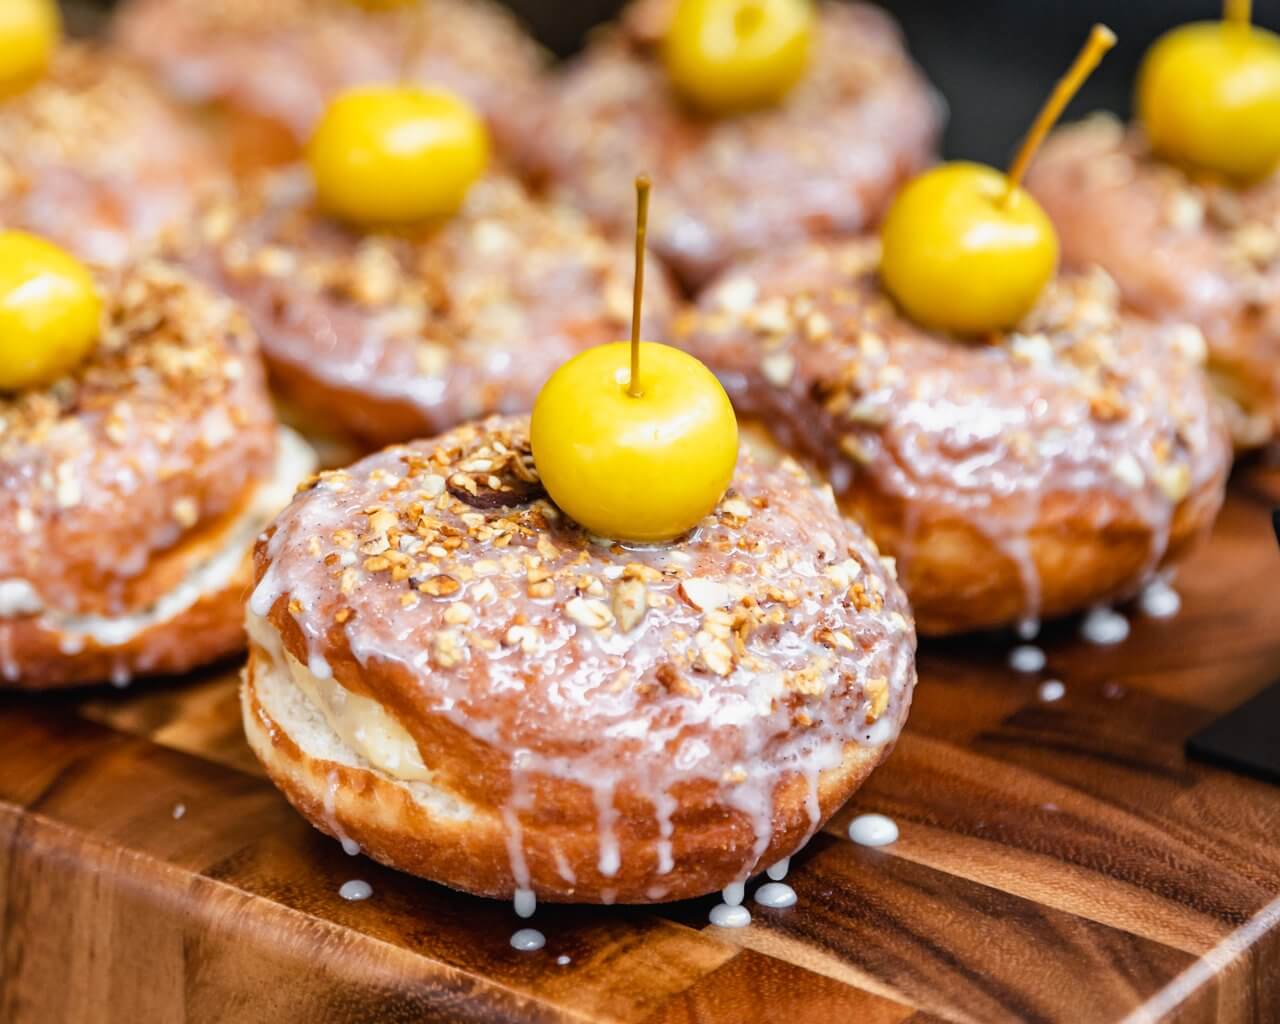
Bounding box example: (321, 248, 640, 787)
(113, 0, 548, 172)
(1027, 115, 1280, 448)
(529, 0, 940, 290)
(242, 416, 915, 903)
(181, 170, 676, 448)
(0, 44, 225, 266)
(676, 239, 1232, 635)
(0, 262, 315, 689)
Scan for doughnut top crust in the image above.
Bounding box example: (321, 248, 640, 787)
(115, 0, 548, 168)
(0, 262, 276, 615)
(1026, 114, 1280, 444)
(677, 240, 1231, 591)
(530, 0, 940, 289)
(0, 44, 225, 265)
(251, 416, 914, 846)
(188, 171, 676, 443)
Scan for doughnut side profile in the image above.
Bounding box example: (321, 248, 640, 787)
(0, 263, 315, 689)
(1027, 115, 1280, 448)
(242, 417, 915, 903)
(679, 239, 1232, 635)
(114, 0, 549, 173)
(182, 172, 677, 448)
(0, 44, 226, 266)
(531, 0, 940, 290)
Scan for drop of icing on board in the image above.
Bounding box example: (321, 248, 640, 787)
(1138, 578, 1180, 619)
(1080, 606, 1129, 645)
(510, 928, 546, 951)
(849, 813, 898, 847)
(556, 955, 571, 966)
(709, 903, 752, 928)
(1038, 679, 1065, 702)
(339, 879, 372, 901)
(754, 882, 797, 908)
(1008, 644, 1046, 673)
(171, 803, 186, 820)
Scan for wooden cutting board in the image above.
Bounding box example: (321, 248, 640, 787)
(3, 463, 1280, 1024)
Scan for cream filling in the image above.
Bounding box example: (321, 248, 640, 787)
(248, 613, 469, 820)
(245, 609, 430, 782)
(0, 426, 316, 647)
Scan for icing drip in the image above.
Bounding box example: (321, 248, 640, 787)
(849, 813, 899, 847)
(1081, 607, 1130, 645)
(1038, 679, 1066, 702)
(709, 903, 752, 928)
(323, 770, 358, 855)
(1139, 578, 1181, 619)
(338, 879, 372, 901)
(766, 857, 790, 881)
(513, 888, 536, 919)
(510, 928, 545, 951)
(1008, 645, 1047, 673)
(754, 882, 797, 908)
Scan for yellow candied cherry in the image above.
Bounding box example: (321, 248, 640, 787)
(880, 25, 1115, 335)
(531, 178, 738, 543)
(664, 0, 814, 115)
(0, 231, 102, 392)
(0, 0, 60, 99)
(1138, 1, 1280, 182)
(307, 85, 489, 227)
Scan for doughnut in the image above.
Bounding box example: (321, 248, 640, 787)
(180, 170, 677, 448)
(113, 0, 549, 173)
(0, 43, 225, 266)
(529, 0, 940, 290)
(676, 238, 1232, 635)
(0, 262, 315, 689)
(242, 416, 915, 903)
(1027, 115, 1280, 448)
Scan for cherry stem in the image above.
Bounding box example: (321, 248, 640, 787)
(1003, 23, 1116, 205)
(400, 1, 429, 82)
(1226, 0, 1252, 26)
(628, 174, 651, 399)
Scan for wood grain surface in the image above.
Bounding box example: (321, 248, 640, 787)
(3, 463, 1280, 1023)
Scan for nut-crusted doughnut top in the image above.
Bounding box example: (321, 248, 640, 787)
(678, 239, 1231, 607)
(0, 44, 225, 265)
(251, 416, 914, 864)
(530, 1, 939, 289)
(0, 262, 276, 615)
(115, 0, 548, 166)
(1026, 115, 1280, 440)
(188, 171, 676, 440)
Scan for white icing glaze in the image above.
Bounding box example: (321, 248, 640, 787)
(1139, 578, 1181, 619)
(556, 955, 571, 966)
(1081, 607, 1130, 645)
(766, 857, 790, 881)
(510, 928, 545, 951)
(1038, 680, 1066, 703)
(754, 882, 798, 908)
(722, 881, 745, 907)
(513, 888, 536, 919)
(172, 802, 186, 820)
(1008, 645, 1047, 673)
(709, 903, 752, 928)
(848, 813, 898, 847)
(338, 879, 372, 901)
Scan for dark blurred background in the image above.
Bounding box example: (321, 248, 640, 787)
(79, 0, 1280, 165)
